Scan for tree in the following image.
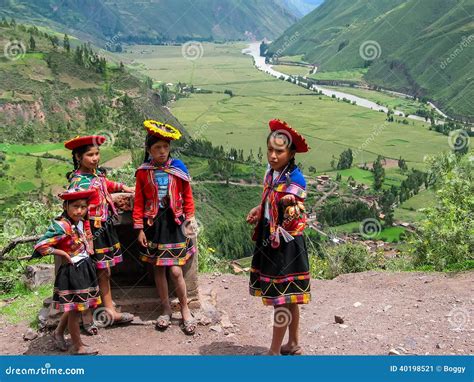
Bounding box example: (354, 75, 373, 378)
(398, 156, 408, 172)
(35, 157, 43, 177)
(257, 147, 263, 164)
(337, 148, 353, 170)
(29, 35, 36, 51)
(63, 34, 70, 53)
(373, 155, 385, 191)
(408, 153, 473, 270)
(380, 189, 395, 227)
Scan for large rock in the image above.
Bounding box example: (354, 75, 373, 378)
(25, 264, 54, 289)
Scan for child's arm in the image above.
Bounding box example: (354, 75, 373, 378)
(182, 179, 195, 220)
(34, 222, 73, 263)
(132, 172, 145, 230)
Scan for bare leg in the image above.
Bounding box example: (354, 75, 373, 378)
(281, 304, 301, 353)
(68, 311, 85, 353)
(268, 305, 291, 355)
(169, 266, 191, 322)
(154, 267, 172, 316)
(97, 268, 121, 320)
(55, 312, 69, 337)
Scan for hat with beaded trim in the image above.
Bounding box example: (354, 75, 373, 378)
(143, 120, 182, 141)
(64, 135, 106, 150)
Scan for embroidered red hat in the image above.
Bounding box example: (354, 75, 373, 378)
(64, 135, 106, 150)
(269, 119, 310, 153)
(58, 188, 95, 201)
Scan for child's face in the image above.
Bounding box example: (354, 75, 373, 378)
(77, 146, 100, 170)
(267, 135, 294, 172)
(148, 140, 170, 164)
(65, 199, 88, 223)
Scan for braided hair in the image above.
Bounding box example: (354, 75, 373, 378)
(65, 144, 103, 179)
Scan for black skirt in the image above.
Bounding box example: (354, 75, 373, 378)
(90, 218, 123, 269)
(53, 257, 101, 312)
(140, 208, 196, 267)
(249, 220, 311, 306)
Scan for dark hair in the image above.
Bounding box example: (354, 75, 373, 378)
(62, 201, 89, 222)
(65, 144, 103, 179)
(143, 134, 171, 163)
(266, 131, 297, 170)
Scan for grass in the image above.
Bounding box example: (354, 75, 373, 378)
(0, 283, 52, 326)
(325, 86, 428, 116)
(118, 43, 450, 175)
(309, 69, 368, 82)
(272, 64, 311, 76)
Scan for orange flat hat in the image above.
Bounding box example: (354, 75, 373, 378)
(269, 119, 310, 153)
(64, 135, 106, 150)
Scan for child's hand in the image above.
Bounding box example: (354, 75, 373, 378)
(55, 250, 73, 264)
(246, 206, 260, 225)
(280, 195, 296, 206)
(123, 185, 135, 193)
(137, 230, 147, 247)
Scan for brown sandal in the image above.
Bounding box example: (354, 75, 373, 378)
(280, 345, 303, 355)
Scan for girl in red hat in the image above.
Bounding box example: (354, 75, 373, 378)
(64, 135, 135, 330)
(133, 120, 197, 335)
(246, 119, 311, 355)
(33, 189, 101, 355)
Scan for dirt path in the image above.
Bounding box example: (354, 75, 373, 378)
(102, 153, 132, 169)
(1, 271, 472, 355)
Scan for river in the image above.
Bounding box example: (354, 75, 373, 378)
(242, 42, 442, 124)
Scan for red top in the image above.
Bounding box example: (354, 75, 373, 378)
(133, 161, 195, 229)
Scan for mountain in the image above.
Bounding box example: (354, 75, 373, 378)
(0, 0, 297, 43)
(276, 0, 325, 17)
(269, 0, 474, 121)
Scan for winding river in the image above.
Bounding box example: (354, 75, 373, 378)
(243, 42, 443, 124)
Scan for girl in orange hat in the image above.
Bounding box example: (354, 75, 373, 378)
(33, 189, 101, 355)
(246, 119, 311, 355)
(133, 120, 197, 335)
(64, 135, 135, 330)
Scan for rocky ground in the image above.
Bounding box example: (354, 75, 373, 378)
(1, 271, 473, 355)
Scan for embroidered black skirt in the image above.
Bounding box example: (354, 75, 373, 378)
(90, 217, 123, 269)
(249, 220, 311, 306)
(53, 257, 101, 312)
(140, 208, 196, 267)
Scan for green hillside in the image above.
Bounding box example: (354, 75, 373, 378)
(0, 0, 297, 43)
(269, 0, 474, 121)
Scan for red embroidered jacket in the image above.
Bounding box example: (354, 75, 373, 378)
(34, 216, 93, 257)
(133, 158, 195, 229)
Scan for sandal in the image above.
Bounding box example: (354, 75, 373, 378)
(52, 332, 68, 352)
(112, 312, 134, 326)
(280, 345, 303, 355)
(155, 314, 171, 330)
(83, 322, 99, 335)
(181, 318, 197, 336)
(72, 346, 99, 356)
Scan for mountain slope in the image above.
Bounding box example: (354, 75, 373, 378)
(275, 0, 325, 17)
(0, 0, 297, 43)
(269, 0, 474, 121)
